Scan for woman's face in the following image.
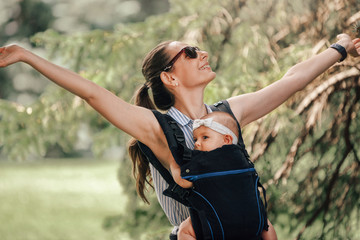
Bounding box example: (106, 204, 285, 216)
(165, 41, 216, 88)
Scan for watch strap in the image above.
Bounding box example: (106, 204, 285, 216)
(330, 43, 347, 62)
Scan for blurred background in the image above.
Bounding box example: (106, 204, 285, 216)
(0, 0, 359, 239)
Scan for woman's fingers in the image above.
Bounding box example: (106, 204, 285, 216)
(348, 38, 360, 57)
(0, 47, 8, 67)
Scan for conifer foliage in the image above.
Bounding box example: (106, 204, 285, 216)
(0, 0, 359, 239)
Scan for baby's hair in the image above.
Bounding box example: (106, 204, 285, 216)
(200, 111, 239, 138)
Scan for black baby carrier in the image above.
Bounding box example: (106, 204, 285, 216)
(138, 100, 268, 240)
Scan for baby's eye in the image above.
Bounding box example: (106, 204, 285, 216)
(203, 136, 209, 140)
(193, 138, 197, 142)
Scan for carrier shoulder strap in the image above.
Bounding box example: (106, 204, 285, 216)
(210, 100, 249, 157)
(137, 110, 191, 206)
(152, 110, 191, 165)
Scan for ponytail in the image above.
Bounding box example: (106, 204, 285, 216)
(128, 41, 174, 203)
(134, 83, 157, 110)
(128, 84, 155, 204)
(128, 137, 153, 204)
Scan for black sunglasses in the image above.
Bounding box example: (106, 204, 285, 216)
(163, 46, 200, 72)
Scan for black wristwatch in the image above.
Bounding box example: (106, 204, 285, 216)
(330, 43, 347, 62)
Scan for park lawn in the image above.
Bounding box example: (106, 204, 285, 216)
(0, 158, 130, 240)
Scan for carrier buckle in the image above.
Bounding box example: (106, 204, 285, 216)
(174, 133, 185, 142)
(171, 184, 190, 200)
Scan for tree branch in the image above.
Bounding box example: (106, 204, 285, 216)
(294, 85, 359, 240)
(295, 146, 351, 240)
(251, 119, 280, 163)
(295, 68, 360, 115)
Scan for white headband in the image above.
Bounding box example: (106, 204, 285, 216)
(193, 118, 238, 145)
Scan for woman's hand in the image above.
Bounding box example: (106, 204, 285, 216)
(336, 34, 360, 57)
(0, 45, 27, 68)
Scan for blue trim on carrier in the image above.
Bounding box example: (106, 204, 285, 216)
(207, 220, 214, 240)
(255, 176, 263, 236)
(193, 190, 225, 240)
(183, 168, 256, 182)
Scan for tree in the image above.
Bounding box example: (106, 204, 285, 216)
(0, 0, 54, 99)
(0, 0, 170, 158)
(0, 0, 359, 239)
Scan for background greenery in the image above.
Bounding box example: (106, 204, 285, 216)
(0, 0, 359, 239)
(0, 159, 131, 240)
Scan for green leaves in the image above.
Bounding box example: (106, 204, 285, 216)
(0, 88, 81, 160)
(1, 0, 359, 239)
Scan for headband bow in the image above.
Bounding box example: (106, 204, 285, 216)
(193, 118, 238, 145)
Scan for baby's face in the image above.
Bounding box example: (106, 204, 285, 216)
(193, 126, 226, 151)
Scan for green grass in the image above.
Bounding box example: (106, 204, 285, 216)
(0, 159, 130, 240)
(3, 158, 357, 240)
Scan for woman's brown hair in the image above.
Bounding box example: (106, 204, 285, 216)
(128, 41, 175, 204)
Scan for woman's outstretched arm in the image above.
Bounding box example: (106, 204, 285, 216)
(0, 45, 161, 148)
(228, 34, 360, 127)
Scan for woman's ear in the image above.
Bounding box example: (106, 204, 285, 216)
(160, 71, 177, 88)
(224, 134, 233, 145)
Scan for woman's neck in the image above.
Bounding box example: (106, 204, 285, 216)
(173, 89, 208, 119)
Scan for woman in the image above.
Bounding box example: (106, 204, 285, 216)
(0, 34, 359, 239)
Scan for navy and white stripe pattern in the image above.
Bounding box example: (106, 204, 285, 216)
(149, 105, 212, 227)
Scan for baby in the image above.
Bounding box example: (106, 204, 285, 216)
(177, 111, 277, 240)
